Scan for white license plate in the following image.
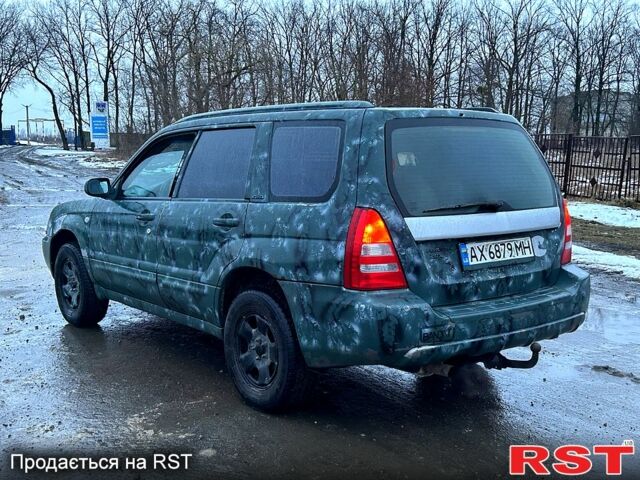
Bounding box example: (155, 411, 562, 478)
(459, 236, 534, 268)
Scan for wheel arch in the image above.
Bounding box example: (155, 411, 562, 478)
(218, 266, 292, 328)
(50, 229, 80, 270)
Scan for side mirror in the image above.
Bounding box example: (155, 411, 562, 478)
(84, 178, 112, 198)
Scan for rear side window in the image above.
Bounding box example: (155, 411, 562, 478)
(178, 128, 255, 199)
(270, 122, 342, 200)
(386, 118, 557, 217)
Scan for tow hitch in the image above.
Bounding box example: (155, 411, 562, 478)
(415, 342, 542, 377)
(480, 342, 541, 370)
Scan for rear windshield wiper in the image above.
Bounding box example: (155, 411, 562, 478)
(422, 200, 507, 214)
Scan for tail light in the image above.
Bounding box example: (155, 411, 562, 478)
(344, 207, 407, 290)
(561, 199, 572, 265)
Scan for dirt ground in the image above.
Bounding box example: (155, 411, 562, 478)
(1, 146, 639, 479)
(572, 218, 640, 260)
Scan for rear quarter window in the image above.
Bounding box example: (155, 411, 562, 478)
(270, 121, 343, 201)
(386, 118, 557, 217)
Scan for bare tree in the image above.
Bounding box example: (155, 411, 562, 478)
(587, 0, 630, 135)
(89, 0, 128, 135)
(630, 16, 640, 134)
(0, 0, 27, 139)
(24, 19, 69, 149)
(411, 0, 452, 106)
(473, 0, 504, 109)
(555, 0, 592, 134)
(34, 0, 94, 149)
(542, 24, 570, 132)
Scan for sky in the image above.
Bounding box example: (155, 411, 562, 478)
(2, 80, 73, 139)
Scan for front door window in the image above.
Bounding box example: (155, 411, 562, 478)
(121, 135, 194, 198)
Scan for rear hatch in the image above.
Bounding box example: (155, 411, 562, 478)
(386, 116, 563, 307)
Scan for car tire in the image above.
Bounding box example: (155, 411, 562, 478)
(224, 290, 310, 411)
(54, 243, 108, 327)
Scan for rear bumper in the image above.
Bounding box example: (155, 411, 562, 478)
(404, 312, 584, 362)
(280, 264, 590, 369)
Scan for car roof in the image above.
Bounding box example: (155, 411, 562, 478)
(157, 102, 519, 138)
(176, 101, 375, 123)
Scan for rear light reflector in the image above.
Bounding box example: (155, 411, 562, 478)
(561, 198, 572, 265)
(344, 208, 407, 290)
(360, 263, 399, 274)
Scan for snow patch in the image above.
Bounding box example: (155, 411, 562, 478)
(573, 245, 640, 280)
(569, 201, 640, 229)
(34, 147, 95, 158)
(32, 146, 124, 169)
(78, 157, 126, 170)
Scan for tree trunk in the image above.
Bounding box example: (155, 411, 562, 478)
(32, 73, 68, 149)
(572, 69, 582, 133)
(0, 95, 4, 144)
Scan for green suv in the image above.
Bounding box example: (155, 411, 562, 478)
(43, 101, 590, 410)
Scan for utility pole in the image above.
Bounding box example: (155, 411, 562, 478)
(23, 105, 32, 146)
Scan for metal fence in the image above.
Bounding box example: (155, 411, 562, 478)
(533, 133, 640, 201)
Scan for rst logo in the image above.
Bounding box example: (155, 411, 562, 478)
(509, 440, 635, 476)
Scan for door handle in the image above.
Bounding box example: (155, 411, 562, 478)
(135, 213, 155, 222)
(212, 216, 240, 228)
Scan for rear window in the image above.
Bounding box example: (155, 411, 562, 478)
(386, 118, 557, 217)
(270, 121, 342, 200)
(177, 128, 255, 199)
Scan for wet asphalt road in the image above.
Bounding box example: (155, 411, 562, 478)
(0, 145, 639, 479)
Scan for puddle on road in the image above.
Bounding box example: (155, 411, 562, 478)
(581, 304, 640, 345)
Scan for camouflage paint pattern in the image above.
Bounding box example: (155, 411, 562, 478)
(43, 102, 590, 370)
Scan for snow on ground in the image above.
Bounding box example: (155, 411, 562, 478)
(78, 156, 127, 170)
(573, 245, 640, 280)
(34, 147, 96, 157)
(18, 140, 49, 146)
(32, 146, 126, 169)
(569, 200, 640, 229)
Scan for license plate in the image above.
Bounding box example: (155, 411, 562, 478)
(459, 236, 534, 269)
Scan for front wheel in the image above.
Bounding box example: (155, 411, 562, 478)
(54, 243, 108, 327)
(224, 290, 310, 411)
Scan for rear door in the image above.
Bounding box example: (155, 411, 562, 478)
(156, 126, 256, 323)
(385, 117, 562, 306)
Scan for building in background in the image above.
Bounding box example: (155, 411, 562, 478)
(1, 126, 16, 145)
(551, 90, 638, 136)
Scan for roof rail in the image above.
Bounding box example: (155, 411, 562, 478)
(177, 101, 374, 123)
(462, 106, 499, 113)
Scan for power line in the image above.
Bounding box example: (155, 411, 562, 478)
(4, 107, 24, 116)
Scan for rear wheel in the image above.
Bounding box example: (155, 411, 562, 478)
(54, 243, 108, 327)
(224, 290, 310, 411)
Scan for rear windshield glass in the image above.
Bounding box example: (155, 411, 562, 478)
(386, 118, 557, 217)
